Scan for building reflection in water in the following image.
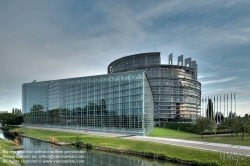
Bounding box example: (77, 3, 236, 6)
(17, 137, 183, 166)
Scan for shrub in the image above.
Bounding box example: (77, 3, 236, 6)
(157, 153, 166, 160)
(168, 156, 180, 162)
(143, 152, 154, 158)
(50, 137, 59, 143)
(86, 143, 92, 149)
(75, 137, 83, 147)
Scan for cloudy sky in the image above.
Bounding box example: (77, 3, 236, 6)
(0, 0, 249, 116)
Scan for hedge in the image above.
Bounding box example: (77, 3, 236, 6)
(162, 122, 196, 133)
(162, 122, 236, 135)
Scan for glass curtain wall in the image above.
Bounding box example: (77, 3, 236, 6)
(22, 71, 154, 136)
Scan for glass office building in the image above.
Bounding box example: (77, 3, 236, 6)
(108, 52, 201, 123)
(22, 71, 154, 136)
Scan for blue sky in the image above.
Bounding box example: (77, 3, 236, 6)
(0, 0, 249, 116)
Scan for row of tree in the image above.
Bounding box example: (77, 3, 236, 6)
(193, 116, 250, 140)
(0, 109, 23, 126)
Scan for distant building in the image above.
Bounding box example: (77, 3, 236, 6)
(0, 111, 8, 114)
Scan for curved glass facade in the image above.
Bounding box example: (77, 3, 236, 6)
(22, 71, 154, 136)
(107, 52, 201, 122)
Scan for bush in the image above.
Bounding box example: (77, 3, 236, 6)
(143, 152, 154, 158)
(75, 137, 84, 147)
(50, 137, 59, 143)
(86, 143, 92, 149)
(162, 122, 236, 135)
(157, 153, 166, 160)
(168, 156, 180, 162)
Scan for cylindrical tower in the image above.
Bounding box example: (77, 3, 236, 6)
(108, 52, 201, 123)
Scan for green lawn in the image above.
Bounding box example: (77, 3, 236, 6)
(0, 139, 24, 166)
(8, 127, 250, 166)
(148, 127, 198, 139)
(148, 127, 250, 146)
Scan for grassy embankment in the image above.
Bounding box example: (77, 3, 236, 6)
(0, 138, 24, 166)
(148, 127, 250, 146)
(9, 127, 250, 166)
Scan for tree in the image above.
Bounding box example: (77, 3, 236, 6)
(245, 114, 250, 118)
(218, 117, 238, 136)
(236, 117, 250, 141)
(192, 117, 215, 138)
(0, 113, 23, 126)
(14, 114, 24, 125)
(215, 112, 224, 123)
(228, 111, 236, 118)
(206, 99, 213, 120)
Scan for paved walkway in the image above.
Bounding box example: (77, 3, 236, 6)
(22, 126, 250, 156)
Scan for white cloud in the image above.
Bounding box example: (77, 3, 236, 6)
(202, 77, 237, 85)
(198, 73, 218, 79)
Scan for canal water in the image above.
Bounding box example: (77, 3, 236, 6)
(0, 130, 185, 166)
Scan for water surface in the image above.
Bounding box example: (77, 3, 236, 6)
(0, 130, 185, 166)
